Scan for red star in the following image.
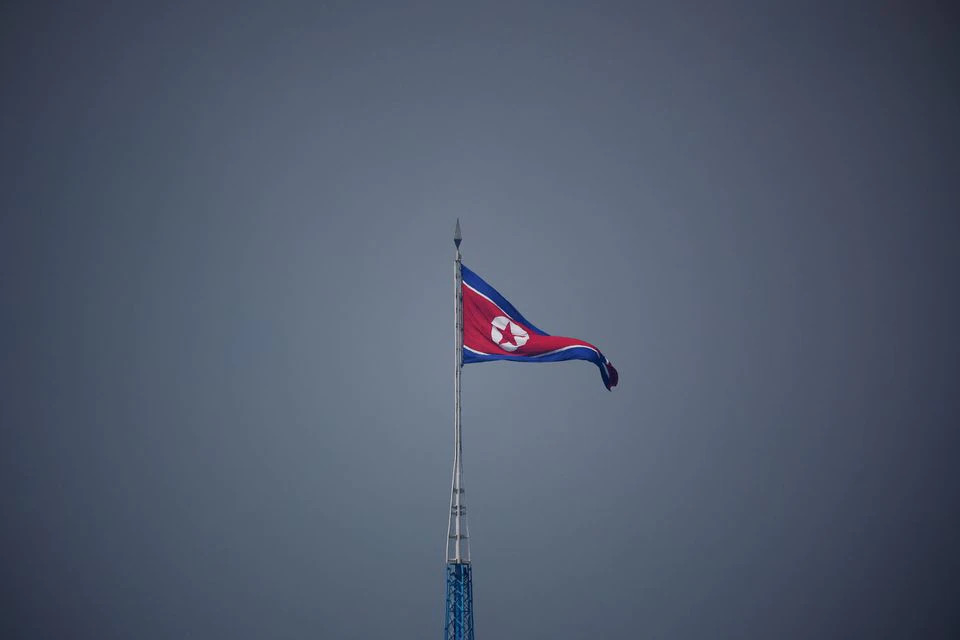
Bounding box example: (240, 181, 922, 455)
(498, 321, 515, 349)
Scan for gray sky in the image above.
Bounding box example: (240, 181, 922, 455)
(2, 2, 958, 638)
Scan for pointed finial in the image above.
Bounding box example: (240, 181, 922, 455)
(454, 218, 462, 248)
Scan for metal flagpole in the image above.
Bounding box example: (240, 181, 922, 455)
(444, 219, 474, 640)
(448, 218, 469, 564)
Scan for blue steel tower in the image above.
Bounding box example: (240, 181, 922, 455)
(445, 219, 475, 640)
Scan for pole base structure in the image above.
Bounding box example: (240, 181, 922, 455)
(443, 562, 475, 640)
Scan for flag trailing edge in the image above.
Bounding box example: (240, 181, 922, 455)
(460, 264, 619, 391)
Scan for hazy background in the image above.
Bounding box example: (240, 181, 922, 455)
(2, 2, 958, 638)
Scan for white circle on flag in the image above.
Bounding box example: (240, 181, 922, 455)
(490, 315, 529, 352)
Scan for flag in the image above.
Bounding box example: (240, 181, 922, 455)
(461, 264, 619, 390)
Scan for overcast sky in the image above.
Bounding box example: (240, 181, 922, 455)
(2, 2, 958, 638)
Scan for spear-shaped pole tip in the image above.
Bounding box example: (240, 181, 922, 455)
(454, 218, 462, 248)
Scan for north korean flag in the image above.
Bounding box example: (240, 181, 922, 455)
(461, 264, 619, 390)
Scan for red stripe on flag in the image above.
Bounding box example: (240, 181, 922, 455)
(462, 283, 599, 357)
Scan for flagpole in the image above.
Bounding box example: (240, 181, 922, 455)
(455, 220, 462, 563)
(443, 220, 475, 640)
(447, 218, 467, 564)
